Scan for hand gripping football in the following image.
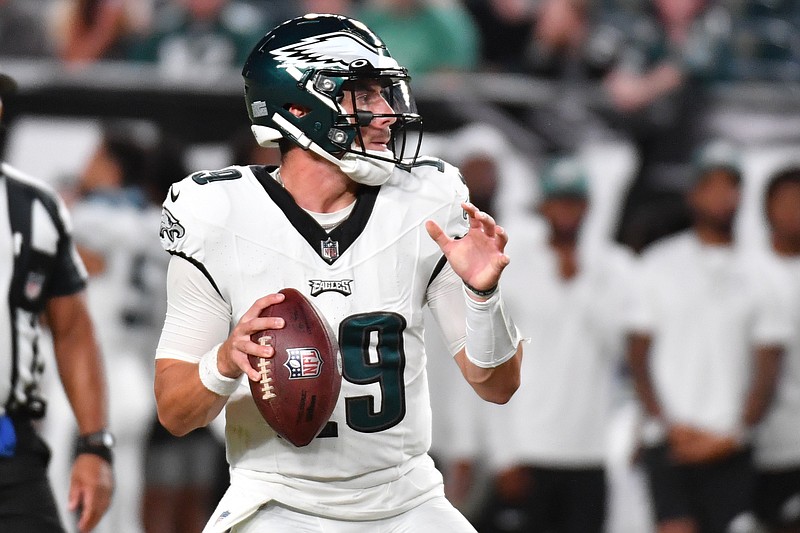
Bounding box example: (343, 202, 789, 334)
(248, 288, 342, 447)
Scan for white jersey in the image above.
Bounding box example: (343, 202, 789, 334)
(755, 253, 800, 469)
(71, 191, 168, 359)
(68, 192, 166, 533)
(627, 231, 792, 434)
(490, 219, 634, 467)
(157, 161, 469, 522)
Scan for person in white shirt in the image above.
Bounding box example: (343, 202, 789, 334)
(627, 142, 792, 533)
(476, 157, 635, 533)
(754, 166, 800, 533)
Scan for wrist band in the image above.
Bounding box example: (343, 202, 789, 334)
(76, 442, 113, 464)
(199, 343, 240, 397)
(464, 281, 498, 298)
(463, 286, 521, 368)
(76, 430, 114, 465)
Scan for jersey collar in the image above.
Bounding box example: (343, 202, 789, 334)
(251, 165, 379, 265)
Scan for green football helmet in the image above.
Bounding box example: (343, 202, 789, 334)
(242, 13, 422, 168)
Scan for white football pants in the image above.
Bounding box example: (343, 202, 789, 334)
(233, 496, 477, 533)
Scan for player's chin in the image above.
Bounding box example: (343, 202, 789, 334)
(354, 143, 386, 154)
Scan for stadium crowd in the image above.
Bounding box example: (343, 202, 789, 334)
(1, 1, 800, 532)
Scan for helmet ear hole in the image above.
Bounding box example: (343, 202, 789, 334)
(284, 104, 311, 118)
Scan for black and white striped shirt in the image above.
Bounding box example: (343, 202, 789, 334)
(0, 163, 87, 418)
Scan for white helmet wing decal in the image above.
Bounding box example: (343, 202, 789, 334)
(270, 32, 398, 71)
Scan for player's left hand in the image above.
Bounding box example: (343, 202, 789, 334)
(426, 202, 510, 296)
(69, 453, 114, 532)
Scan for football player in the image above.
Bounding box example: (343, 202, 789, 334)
(153, 13, 523, 533)
(627, 141, 792, 533)
(754, 167, 800, 533)
(67, 125, 166, 533)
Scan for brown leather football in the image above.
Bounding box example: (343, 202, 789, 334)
(248, 288, 342, 447)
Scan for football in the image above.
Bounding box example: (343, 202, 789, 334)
(248, 288, 342, 447)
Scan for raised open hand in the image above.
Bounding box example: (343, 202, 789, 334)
(425, 202, 510, 295)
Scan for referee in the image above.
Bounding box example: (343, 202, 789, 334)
(0, 72, 114, 532)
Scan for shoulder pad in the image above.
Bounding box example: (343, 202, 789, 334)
(402, 157, 466, 186)
(159, 166, 249, 258)
(188, 167, 245, 185)
(401, 156, 447, 174)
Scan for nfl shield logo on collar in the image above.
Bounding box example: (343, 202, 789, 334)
(321, 237, 339, 261)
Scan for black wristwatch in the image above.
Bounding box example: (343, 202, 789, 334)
(76, 430, 115, 464)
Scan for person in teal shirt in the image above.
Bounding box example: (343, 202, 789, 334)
(357, 0, 480, 74)
(127, 0, 267, 75)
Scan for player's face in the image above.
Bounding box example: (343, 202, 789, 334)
(655, 0, 705, 25)
(768, 181, 800, 239)
(540, 197, 588, 240)
(689, 169, 740, 230)
(340, 80, 397, 152)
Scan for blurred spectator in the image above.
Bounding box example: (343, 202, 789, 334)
(50, 0, 151, 64)
(66, 122, 167, 533)
(726, 0, 800, 81)
(421, 122, 539, 224)
(127, 0, 267, 79)
(626, 142, 791, 533)
(230, 127, 280, 167)
(603, 0, 731, 113)
(421, 125, 516, 521)
(297, 0, 354, 16)
(356, 0, 480, 74)
(604, 0, 735, 251)
(0, 0, 54, 57)
(529, 0, 591, 77)
(141, 135, 227, 533)
(754, 167, 800, 533)
(476, 157, 634, 533)
(464, 0, 537, 73)
(143, 421, 224, 533)
(139, 124, 281, 533)
(439, 126, 502, 216)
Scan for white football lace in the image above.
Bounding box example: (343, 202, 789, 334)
(257, 336, 276, 400)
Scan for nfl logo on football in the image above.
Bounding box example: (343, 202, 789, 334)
(284, 348, 323, 379)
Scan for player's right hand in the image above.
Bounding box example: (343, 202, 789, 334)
(69, 453, 114, 533)
(217, 293, 286, 382)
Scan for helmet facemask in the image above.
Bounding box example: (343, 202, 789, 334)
(313, 64, 423, 168)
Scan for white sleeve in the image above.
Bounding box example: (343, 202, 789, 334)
(625, 255, 655, 335)
(752, 262, 794, 347)
(427, 261, 467, 357)
(155, 255, 232, 363)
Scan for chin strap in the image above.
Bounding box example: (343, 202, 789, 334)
(252, 120, 396, 187)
